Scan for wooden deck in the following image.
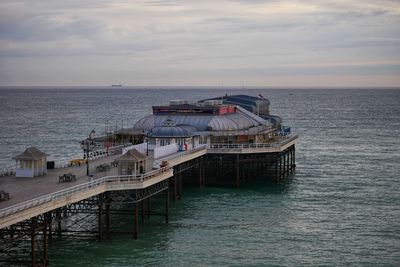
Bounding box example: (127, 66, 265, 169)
(0, 146, 207, 228)
(0, 154, 121, 210)
(0, 136, 296, 229)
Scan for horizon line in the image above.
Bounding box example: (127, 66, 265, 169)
(0, 85, 399, 90)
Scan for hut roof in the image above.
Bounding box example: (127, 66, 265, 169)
(13, 147, 49, 160)
(118, 149, 147, 162)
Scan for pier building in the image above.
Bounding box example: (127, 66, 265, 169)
(0, 94, 297, 266)
(13, 147, 49, 178)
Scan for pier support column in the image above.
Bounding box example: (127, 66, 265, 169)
(133, 203, 139, 239)
(174, 176, 178, 201)
(291, 148, 295, 170)
(165, 187, 169, 224)
(98, 196, 103, 242)
(47, 211, 52, 240)
(284, 151, 288, 177)
(56, 209, 62, 238)
(43, 215, 49, 267)
(289, 148, 294, 172)
(292, 146, 296, 169)
(30, 217, 36, 267)
(10, 225, 15, 239)
(178, 174, 182, 199)
(235, 154, 240, 188)
(279, 153, 283, 180)
(147, 197, 151, 219)
(105, 196, 111, 240)
(198, 161, 204, 187)
(141, 200, 145, 223)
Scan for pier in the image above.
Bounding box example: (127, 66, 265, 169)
(0, 94, 298, 266)
(0, 138, 296, 266)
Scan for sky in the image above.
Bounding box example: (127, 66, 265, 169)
(0, 0, 399, 87)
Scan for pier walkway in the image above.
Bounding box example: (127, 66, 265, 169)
(0, 135, 296, 229)
(0, 146, 207, 229)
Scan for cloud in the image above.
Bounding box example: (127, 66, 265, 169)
(0, 0, 399, 86)
(0, 14, 104, 42)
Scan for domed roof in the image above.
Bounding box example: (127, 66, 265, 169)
(133, 105, 271, 134)
(135, 114, 260, 132)
(147, 119, 198, 137)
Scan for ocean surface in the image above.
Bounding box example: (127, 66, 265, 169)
(0, 88, 399, 266)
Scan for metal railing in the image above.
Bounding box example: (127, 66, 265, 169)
(209, 135, 298, 150)
(0, 166, 171, 219)
(55, 144, 126, 168)
(0, 145, 127, 176)
(159, 145, 207, 162)
(0, 164, 16, 177)
(152, 145, 207, 168)
(0, 145, 206, 219)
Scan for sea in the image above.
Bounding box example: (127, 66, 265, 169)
(0, 88, 399, 266)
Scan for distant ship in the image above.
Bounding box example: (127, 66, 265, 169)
(111, 84, 122, 87)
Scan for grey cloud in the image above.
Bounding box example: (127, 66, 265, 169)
(0, 0, 399, 86)
(193, 17, 302, 34)
(166, 64, 400, 77)
(0, 13, 105, 42)
(138, 0, 182, 6)
(228, 0, 279, 4)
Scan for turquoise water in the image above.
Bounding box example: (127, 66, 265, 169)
(0, 88, 399, 266)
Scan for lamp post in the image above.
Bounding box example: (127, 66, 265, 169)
(146, 136, 150, 156)
(86, 129, 95, 176)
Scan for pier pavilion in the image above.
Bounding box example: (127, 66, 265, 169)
(13, 147, 48, 178)
(117, 149, 147, 175)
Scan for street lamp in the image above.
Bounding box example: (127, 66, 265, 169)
(86, 129, 95, 176)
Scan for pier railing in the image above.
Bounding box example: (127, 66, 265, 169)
(0, 145, 207, 219)
(0, 166, 171, 219)
(54, 144, 126, 168)
(152, 145, 207, 168)
(0, 144, 126, 176)
(159, 145, 207, 161)
(209, 135, 298, 150)
(0, 164, 15, 177)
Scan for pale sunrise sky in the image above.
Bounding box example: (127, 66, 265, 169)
(0, 0, 399, 87)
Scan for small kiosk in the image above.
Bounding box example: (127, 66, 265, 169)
(117, 149, 147, 175)
(13, 147, 48, 178)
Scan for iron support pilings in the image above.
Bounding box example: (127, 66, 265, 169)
(30, 217, 36, 267)
(236, 154, 240, 188)
(105, 193, 111, 240)
(290, 148, 294, 170)
(98, 194, 104, 242)
(141, 200, 145, 224)
(165, 187, 169, 224)
(275, 153, 279, 180)
(173, 175, 178, 201)
(198, 160, 204, 187)
(56, 208, 62, 238)
(43, 214, 49, 267)
(279, 153, 282, 181)
(147, 197, 151, 220)
(284, 150, 288, 177)
(46, 211, 53, 241)
(178, 174, 182, 199)
(133, 203, 138, 240)
(292, 145, 296, 169)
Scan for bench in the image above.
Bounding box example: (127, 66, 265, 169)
(0, 190, 10, 201)
(59, 173, 77, 183)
